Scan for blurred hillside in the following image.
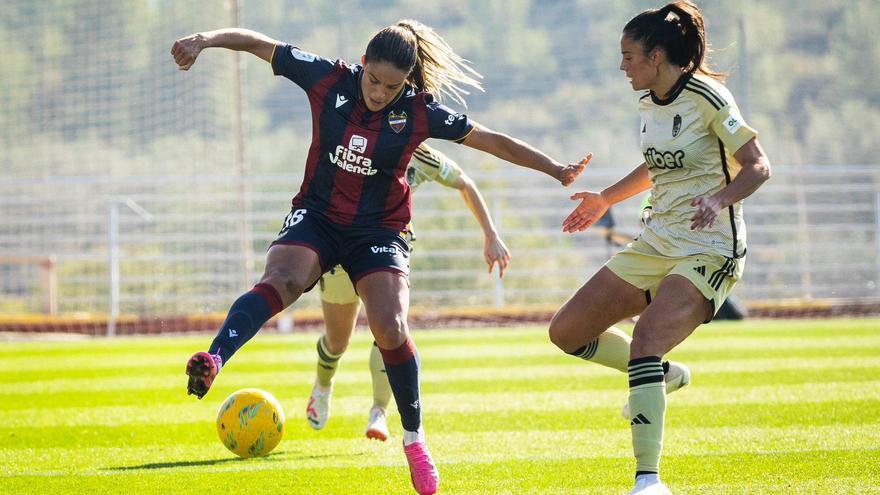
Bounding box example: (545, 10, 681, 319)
(2, 0, 877, 179)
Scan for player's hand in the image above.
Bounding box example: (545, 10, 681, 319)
(557, 153, 592, 187)
(562, 190, 610, 233)
(485, 235, 511, 278)
(690, 195, 723, 230)
(171, 33, 206, 71)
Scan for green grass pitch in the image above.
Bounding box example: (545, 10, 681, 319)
(1, 319, 878, 494)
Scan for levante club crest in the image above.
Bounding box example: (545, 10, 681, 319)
(388, 111, 407, 133)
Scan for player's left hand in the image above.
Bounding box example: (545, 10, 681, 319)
(690, 195, 723, 230)
(485, 235, 511, 278)
(557, 153, 592, 187)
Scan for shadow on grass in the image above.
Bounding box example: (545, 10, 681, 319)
(104, 449, 367, 471)
(288, 451, 367, 461)
(105, 451, 287, 471)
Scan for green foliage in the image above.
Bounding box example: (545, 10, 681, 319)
(2, 0, 878, 174)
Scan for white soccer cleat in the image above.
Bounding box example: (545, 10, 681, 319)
(306, 381, 332, 430)
(622, 361, 690, 420)
(663, 360, 691, 393)
(627, 474, 672, 495)
(365, 406, 390, 441)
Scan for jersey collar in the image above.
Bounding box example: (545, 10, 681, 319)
(650, 72, 692, 106)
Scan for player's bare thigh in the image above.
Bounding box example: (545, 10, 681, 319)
(630, 274, 712, 359)
(259, 244, 323, 307)
(356, 271, 410, 350)
(549, 266, 647, 353)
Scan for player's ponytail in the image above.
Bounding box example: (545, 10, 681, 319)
(623, 1, 724, 81)
(365, 20, 483, 107)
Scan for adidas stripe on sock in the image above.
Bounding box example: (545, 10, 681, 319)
(628, 356, 666, 476)
(567, 327, 631, 372)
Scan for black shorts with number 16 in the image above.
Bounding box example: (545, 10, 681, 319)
(270, 208, 410, 287)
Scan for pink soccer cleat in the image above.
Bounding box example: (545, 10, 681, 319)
(185, 351, 221, 399)
(403, 441, 439, 495)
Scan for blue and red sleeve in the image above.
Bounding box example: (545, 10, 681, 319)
(423, 96, 474, 143)
(271, 44, 336, 92)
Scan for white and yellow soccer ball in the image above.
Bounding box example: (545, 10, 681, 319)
(216, 388, 285, 458)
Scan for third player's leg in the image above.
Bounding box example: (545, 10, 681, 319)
(307, 291, 361, 430)
(322, 300, 361, 355)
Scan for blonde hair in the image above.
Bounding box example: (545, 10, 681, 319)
(365, 19, 483, 107)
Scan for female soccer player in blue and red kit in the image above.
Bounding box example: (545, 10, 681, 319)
(171, 20, 588, 495)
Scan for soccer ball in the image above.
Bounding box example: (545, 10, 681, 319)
(216, 388, 285, 458)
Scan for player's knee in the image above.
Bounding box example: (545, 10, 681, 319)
(323, 334, 349, 355)
(260, 267, 311, 300)
(370, 312, 407, 348)
(548, 311, 579, 353)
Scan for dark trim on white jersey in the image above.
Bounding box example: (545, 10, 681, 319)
(650, 73, 691, 106)
(685, 78, 728, 110)
(412, 146, 442, 169)
(717, 139, 741, 258)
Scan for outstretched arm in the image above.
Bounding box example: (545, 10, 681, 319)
(461, 123, 590, 186)
(171, 28, 279, 70)
(449, 173, 511, 277)
(562, 162, 652, 233)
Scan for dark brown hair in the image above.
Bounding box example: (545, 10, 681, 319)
(364, 20, 482, 106)
(623, 1, 724, 80)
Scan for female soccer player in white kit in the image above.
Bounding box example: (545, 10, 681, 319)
(548, 2, 771, 493)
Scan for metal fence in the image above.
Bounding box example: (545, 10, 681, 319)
(2, 165, 878, 320)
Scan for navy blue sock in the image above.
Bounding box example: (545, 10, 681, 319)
(379, 338, 421, 432)
(209, 283, 283, 365)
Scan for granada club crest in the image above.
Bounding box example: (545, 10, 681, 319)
(388, 111, 408, 133)
(672, 114, 682, 137)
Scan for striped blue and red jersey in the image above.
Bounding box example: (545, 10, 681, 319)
(271, 44, 475, 231)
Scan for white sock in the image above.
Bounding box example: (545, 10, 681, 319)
(403, 428, 425, 446)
